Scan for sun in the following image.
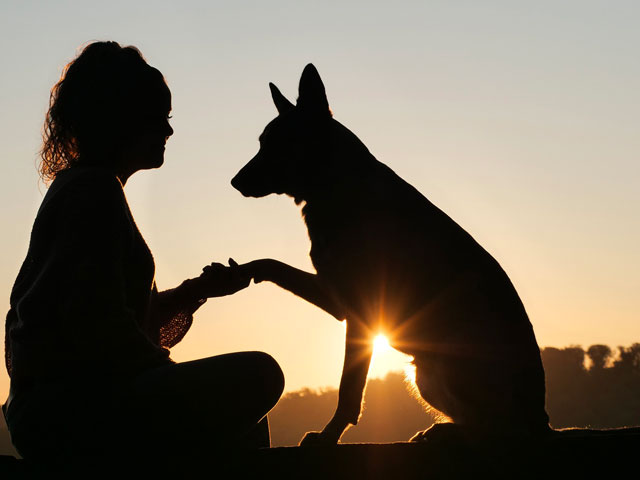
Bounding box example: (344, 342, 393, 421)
(373, 334, 392, 354)
(369, 334, 413, 380)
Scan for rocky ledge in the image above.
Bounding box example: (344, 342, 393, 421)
(1, 428, 639, 479)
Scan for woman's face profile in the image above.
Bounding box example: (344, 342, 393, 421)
(120, 80, 174, 176)
(39, 42, 179, 183)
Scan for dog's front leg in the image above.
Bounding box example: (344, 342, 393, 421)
(300, 318, 373, 445)
(241, 259, 345, 320)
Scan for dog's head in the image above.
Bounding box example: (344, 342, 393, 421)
(232, 64, 364, 203)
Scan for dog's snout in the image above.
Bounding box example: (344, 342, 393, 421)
(230, 172, 241, 191)
(231, 162, 253, 195)
(231, 152, 271, 197)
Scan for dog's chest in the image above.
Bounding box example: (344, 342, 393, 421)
(307, 223, 340, 273)
(308, 231, 328, 264)
(303, 203, 356, 274)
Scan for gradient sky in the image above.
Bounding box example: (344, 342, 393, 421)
(1, 1, 638, 403)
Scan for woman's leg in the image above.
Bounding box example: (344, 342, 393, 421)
(5, 352, 283, 459)
(121, 351, 284, 455)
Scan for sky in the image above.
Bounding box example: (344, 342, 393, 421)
(0, 0, 638, 404)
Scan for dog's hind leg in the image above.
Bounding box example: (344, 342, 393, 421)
(411, 352, 549, 442)
(409, 355, 468, 443)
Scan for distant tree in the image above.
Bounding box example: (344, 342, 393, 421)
(541, 346, 588, 428)
(614, 343, 640, 372)
(586, 345, 612, 371)
(541, 346, 586, 377)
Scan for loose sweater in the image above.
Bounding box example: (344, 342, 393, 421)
(4, 166, 205, 387)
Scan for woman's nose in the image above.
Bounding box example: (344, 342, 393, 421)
(165, 121, 174, 139)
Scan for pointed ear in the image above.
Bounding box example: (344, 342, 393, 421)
(297, 63, 332, 117)
(270, 83, 295, 114)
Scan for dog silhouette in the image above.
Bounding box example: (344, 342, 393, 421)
(232, 64, 550, 445)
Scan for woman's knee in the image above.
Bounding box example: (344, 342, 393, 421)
(248, 351, 285, 408)
(164, 350, 284, 412)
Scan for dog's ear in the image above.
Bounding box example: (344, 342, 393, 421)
(270, 83, 295, 114)
(297, 63, 332, 117)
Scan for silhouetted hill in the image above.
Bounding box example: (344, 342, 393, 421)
(269, 372, 434, 446)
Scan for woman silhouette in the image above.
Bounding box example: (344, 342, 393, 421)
(3, 41, 284, 460)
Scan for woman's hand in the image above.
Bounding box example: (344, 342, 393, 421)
(197, 258, 251, 298)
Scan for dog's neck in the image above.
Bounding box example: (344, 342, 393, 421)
(299, 155, 380, 233)
(296, 121, 381, 227)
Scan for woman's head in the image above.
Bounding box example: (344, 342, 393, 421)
(41, 41, 173, 183)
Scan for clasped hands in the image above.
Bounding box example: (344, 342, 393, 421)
(192, 258, 275, 299)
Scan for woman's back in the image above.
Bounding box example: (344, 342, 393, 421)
(6, 166, 170, 385)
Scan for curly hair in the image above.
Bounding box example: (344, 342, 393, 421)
(40, 41, 170, 183)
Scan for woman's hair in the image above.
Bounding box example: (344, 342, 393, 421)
(40, 41, 170, 182)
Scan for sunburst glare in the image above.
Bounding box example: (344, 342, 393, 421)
(373, 334, 392, 354)
(369, 334, 414, 380)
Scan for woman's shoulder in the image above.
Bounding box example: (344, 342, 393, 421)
(37, 166, 127, 223)
(55, 166, 122, 193)
(46, 166, 124, 203)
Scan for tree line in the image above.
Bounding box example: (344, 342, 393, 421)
(268, 343, 640, 446)
(542, 343, 640, 429)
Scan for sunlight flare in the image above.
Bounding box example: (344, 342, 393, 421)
(369, 333, 414, 381)
(373, 334, 392, 355)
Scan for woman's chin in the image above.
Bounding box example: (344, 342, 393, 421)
(147, 155, 165, 169)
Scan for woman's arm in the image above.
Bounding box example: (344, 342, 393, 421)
(147, 259, 250, 348)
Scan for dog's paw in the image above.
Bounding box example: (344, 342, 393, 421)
(410, 423, 465, 444)
(237, 259, 270, 284)
(299, 430, 338, 446)
(409, 429, 429, 443)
